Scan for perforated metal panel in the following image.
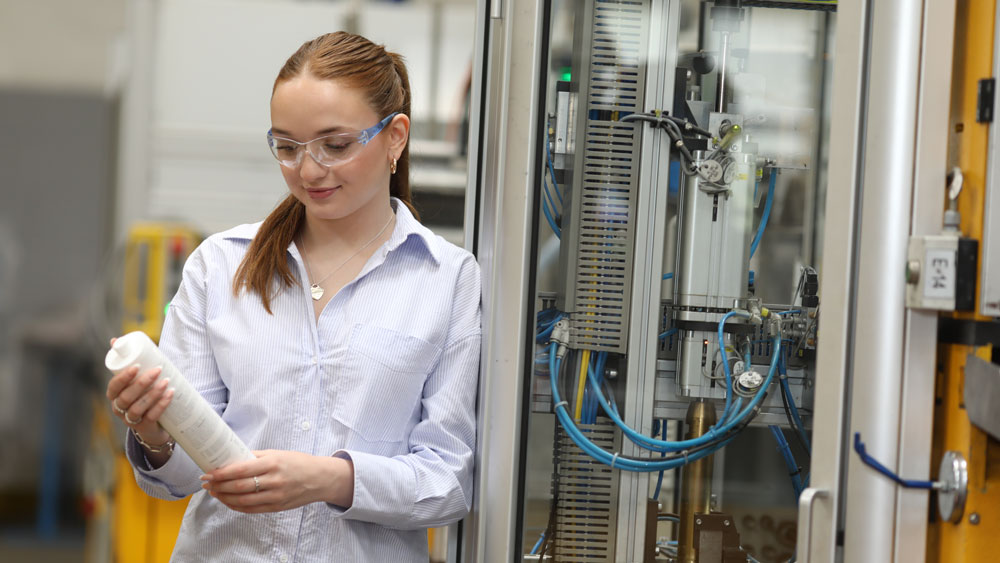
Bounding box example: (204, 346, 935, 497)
(558, 0, 648, 353)
(552, 420, 621, 561)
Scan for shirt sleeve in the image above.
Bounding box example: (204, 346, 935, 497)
(125, 241, 228, 500)
(329, 253, 481, 529)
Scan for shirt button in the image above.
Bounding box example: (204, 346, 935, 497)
(312, 356, 318, 365)
(279, 555, 288, 563)
(301, 421, 311, 431)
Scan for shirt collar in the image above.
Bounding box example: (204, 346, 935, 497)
(222, 197, 441, 266)
(386, 197, 441, 265)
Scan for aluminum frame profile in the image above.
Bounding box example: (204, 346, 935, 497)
(842, 0, 950, 561)
(614, 0, 679, 558)
(796, 0, 870, 559)
(980, 0, 1000, 317)
(464, 0, 548, 558)
(888, 0, 955, 560)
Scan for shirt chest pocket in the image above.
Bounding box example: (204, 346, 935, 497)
(332, 324, 442, 443)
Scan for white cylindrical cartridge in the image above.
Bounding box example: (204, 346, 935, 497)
(105, 331, 253, 472)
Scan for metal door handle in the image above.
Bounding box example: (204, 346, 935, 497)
(798, 487, 829, 563)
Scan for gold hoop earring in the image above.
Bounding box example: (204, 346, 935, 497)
(390, 158, 398, 175)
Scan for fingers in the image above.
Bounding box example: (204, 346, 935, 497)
(201, 457, 266, 484)
(106, 365, 139, 400)
(107, 366, 171, 432)
(110, 367, 163, 409)
(207, 477, 286, 513)
(123, 376, 168, 421)
(204, 474, 260, 495)
(201, 458, 277, 496)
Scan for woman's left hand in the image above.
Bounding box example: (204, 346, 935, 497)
(201, 450, 354, 513)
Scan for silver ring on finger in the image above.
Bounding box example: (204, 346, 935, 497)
(124, 411, 142, 425)
(253, 475, 261, 493)
(112, 398, 127, 415)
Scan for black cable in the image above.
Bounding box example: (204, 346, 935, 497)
(779, 375, 810, 455)
(536, 501, 556, 557)
(620, 112, 713, 138)
(620, 113, 702, 174)
(658, 119, 700, 169)
(664, 114, 713, 138)
(560, 349, 577, 416)
(741, 0, 837, 13)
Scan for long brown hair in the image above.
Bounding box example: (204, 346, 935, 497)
(233, 32, 417, 313)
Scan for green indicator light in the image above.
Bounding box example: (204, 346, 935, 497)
(560, 67, 572, 82)
(164, 301, 171, 316)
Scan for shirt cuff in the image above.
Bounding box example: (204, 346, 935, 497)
(326, 449, 418, 527)
(125, 429, 201, 499)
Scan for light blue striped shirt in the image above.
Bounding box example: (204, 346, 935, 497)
(125, 199, 481, 562)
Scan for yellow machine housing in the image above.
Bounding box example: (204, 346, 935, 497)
(927, 1, 1000, 561)
(121, 223, 200, 342)
(115, 223, 200, 562)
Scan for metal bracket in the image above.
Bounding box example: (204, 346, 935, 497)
(964, 355, 1000, 440)
(977, 78, 995, 123)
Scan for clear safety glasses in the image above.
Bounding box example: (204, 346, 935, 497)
(266, 112, 399, 169)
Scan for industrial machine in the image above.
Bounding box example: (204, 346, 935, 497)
(464, 0, 999, 561)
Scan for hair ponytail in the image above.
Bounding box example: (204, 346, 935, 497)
(231, 195, 304, 313)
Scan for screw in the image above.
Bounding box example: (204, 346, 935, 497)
(906, 260, 921, 284)
(696, 518, 702, 525)
(970, 513, 981, 525)
(724, 520, 730, 527)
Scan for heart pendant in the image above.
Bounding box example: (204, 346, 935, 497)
(310, 284, 324, 301)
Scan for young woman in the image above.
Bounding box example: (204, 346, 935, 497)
(105, 32, 481, 561)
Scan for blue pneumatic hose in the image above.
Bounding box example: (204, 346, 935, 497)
(750, 168, 777, 258)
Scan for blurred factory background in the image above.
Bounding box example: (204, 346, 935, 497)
(6, 1, 996, 563)
(0, 1, 474, 561)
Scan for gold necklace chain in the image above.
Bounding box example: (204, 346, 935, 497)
(301, 212, 395, 301)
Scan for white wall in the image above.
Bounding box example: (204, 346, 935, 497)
(0, 0, 127, 94)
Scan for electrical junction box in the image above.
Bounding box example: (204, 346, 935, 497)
(906, 234, 960, 310)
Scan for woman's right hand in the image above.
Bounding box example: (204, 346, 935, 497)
(106, 339, 175, 446)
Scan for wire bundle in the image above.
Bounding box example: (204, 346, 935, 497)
(547, 311, 784, 472)
(542, 138, 563, 238)
(620, 112, 709, 175)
